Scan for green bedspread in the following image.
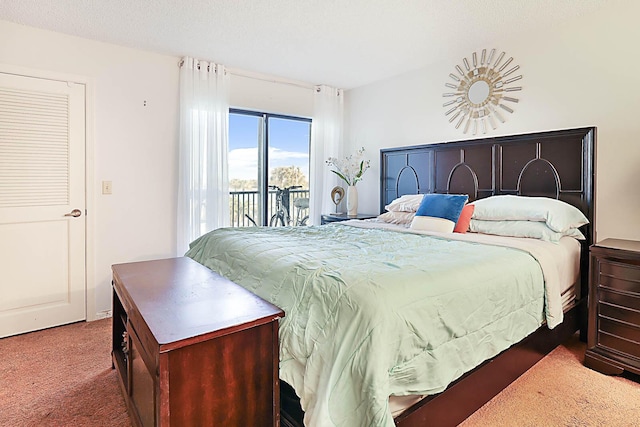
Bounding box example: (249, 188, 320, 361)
(186, 224, 546, 427)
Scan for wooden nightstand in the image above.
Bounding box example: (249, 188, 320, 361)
(321, 212, 378, 225)
(585, 239, 640, 376)
(112, 257, 284, 426)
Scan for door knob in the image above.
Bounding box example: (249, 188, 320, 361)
(64, 209, 82, 218)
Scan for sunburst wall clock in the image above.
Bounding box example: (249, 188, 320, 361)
(442, 49, 522, 135)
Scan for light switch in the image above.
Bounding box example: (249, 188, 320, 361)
(102, 181, 112, 195)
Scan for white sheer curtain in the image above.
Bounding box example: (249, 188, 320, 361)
(309, 85, 344, 225)
(177, 57, 230, 255)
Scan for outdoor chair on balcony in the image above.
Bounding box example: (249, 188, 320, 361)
(293, 197, 309, 226)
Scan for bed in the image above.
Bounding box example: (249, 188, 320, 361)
(187, 127, 595, 427)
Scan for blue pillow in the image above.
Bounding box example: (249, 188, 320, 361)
(410, 194, 469, 233)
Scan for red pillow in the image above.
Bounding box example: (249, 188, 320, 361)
(454, 204, 474, 233)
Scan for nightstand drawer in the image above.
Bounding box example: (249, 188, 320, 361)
(600, 301, 640, 328)
(586, 239, 640, 376)
(599, 290, 640, 314)
(597, 330, 640, 360)
(598, 260, 640, 294)
(598, 317, 640, 347)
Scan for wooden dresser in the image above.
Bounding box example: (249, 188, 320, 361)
(111, 257, 284, 427)
(585, 239, 640, 376)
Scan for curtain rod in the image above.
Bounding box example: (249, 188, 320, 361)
(228, 68, 314, 90)
(178, 58, 317, 90)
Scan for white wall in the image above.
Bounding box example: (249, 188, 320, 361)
(229, 72, 313, 118)
(8, 0, 635, 318)
(344, 1, 640, 242)
(0, 20, 313, 318)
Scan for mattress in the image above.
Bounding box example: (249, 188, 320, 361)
(371, 223, 582, 418)
(351, 219, 582, 304)
(186, 222, 580, 427)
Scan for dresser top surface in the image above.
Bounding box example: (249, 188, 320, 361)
(112, 257, 284, 346)
(593, 238, 640, 254)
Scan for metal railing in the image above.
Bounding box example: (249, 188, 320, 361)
(229, 189, 310, 227)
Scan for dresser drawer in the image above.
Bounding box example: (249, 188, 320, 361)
(587, 239, 640, 375)
(598, 259, 640, 294)
(600, 301, 640, 326)
(598, 317, 640, 352)
(597, 330, 640, 360)
(599, 290, 640, 318)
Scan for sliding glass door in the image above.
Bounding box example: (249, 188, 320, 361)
(228, 110, 311, 227)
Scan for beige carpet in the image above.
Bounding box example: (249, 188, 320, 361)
(0, 319, 131, 427)
(1, 319, 639, 426)
(461, 334, 640, 427)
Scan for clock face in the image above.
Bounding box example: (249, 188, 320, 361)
(443, 49, 522, 135)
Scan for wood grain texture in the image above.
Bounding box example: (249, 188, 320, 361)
(112, 257, 284, 426)
(112, 257, 283, 348)
(586, 239, 640, 376)
(167, 322, 278, 426)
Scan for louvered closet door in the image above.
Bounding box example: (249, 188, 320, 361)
(0, 72, 86, 338)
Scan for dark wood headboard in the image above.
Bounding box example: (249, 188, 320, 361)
(380, 127, 596, 300)
(380, 127, 596, 243)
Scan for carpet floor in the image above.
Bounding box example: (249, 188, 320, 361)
(461, 335, 640, 426)
(1, 319, 639, 426)
(0, 319, 131, 427)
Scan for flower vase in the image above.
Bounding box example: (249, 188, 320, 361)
(347, 185, 358, 216)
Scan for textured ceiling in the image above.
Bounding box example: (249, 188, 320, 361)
(0, 0, 615, 89)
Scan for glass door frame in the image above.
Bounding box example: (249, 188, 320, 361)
(229, 108, 311, 226)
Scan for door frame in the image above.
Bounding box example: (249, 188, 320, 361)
(0, 63, 97, 321)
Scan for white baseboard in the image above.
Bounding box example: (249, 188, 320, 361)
(95, 309, 112, 320)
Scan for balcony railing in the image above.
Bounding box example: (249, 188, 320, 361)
(230, 189, 310, 227)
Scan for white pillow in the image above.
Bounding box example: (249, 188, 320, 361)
(384, 194, 425, 212)
(377, 211, 415, 225)
(469, 219, 586, 243)
(471, 195, 589, 233)
(411, 216, 457, 233)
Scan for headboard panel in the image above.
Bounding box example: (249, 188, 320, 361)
(380, 127, 596, 304)
(380, 127, 595, 244)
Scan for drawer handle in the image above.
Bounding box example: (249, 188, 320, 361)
(121, 331, 129, 358)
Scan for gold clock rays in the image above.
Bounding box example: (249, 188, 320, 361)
(443, 49, 522, 135)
